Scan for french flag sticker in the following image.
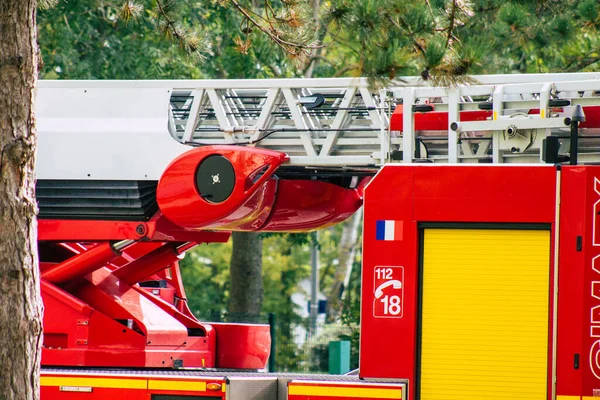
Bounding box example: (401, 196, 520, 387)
(376, 220, 403, 241)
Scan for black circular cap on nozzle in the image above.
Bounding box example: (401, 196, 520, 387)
(572, 104, 586, 123)
(195, 155, 236, 203)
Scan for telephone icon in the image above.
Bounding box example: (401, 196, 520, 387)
(375, 280, 402, 299)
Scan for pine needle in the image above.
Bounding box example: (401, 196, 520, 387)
(119, 2, 144, 23)
(234, 36, 252, 55)
(39, 0, 59, 10)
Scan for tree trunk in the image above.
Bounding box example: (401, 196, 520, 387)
(228, 232, 263, 322)
(0, 1, 43, 400)
(326, 208, 362, 322)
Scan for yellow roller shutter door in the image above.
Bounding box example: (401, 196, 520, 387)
(420, 228, 550, 400)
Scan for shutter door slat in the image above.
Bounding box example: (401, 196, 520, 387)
(420, 229, 550, 400)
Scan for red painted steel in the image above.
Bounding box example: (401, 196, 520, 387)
(156, 146, 287, 229)
(288, 397, 384, 400)
(42, 260, 217, 368)
(39, 240, 269, 370)
(389, 105, 600, 133)
(360, 165, 557, 399)
(37, 216, 232, 242)
(42, 242, 119, 283)
(389, 105, 491, 132)
(360, 167, 417, 385)
(211, 323, 271, 369)
(141, 285, 176, 303)
(579, 106, 600, 129)
(556, 167, 587, 396)
(112, 242, 183, 285)
(35, 127, 600, 399)
(156, 145, 364, 231)
(261, 180, 363, 231)
(41, 387, 147, 400)
(38, 219, 150, 241)
(38, 146, 365, 239)
(579, 167, 600, 397)
(40, 371, 227, 400)
(287, 381, 404, 400)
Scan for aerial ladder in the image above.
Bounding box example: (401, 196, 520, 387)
(37, 72, 600, 400)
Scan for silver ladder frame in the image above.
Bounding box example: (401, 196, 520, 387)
(35, 73, 600, 181)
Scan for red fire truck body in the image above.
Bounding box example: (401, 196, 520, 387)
(360, 164, 600, 400)
(35, 74, 600, 399)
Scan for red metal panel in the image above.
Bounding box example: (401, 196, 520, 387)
(156, 146, 286, 229)
(577, 106, 600, 129)
(156, 145, 363, 232)
(40, 245, 218, 369)
(210, 322, 271, 369)
(38, 217, 232, 243)
(389, 105, 491, 132)
(556, 166, 587, 396)
(389, 105, 600, 132)
(361, 165, 557, 400)
(261, 180, 363, 231)
(288, 381, 404, 400)
(41, 387, 147, 400)
(38, 220, 151, 241)
(361, 166, 416, 384)
(289, 396, 398, 400)
(42, 242, 118, 283)
(580, 166, 600, 396)
(113, 243, 180, 285)
(289, 397, 381, 400)
(40, 371, 227, 400)
(413, 165, 557, 223)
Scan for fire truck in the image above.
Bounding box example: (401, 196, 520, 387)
(36, 73, 600, 400)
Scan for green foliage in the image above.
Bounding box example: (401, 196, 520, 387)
(262, 235, 311, 317)
(179, 241, 231, 321)
(423, 35, 448, 70)
(497, 3, 529, 29)
(39, 0, 600, 84)
(38, 1, 206, 79)
(179, 234, 312, 370)
(471, 0, 600, 73)
(316, 0, 600, 80)
(39, 0, 59, 10)
(339, 251, 361, 369)
(263, 234, 312, 371)
(578, 0, 599, 25)
(37, 0, 309, 80)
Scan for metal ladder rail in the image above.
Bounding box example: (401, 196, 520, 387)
(391, 80, 600, 164)
(165, 73, 600, 166)
(34, 73, 600, 183)
(168, 84, 389, 166)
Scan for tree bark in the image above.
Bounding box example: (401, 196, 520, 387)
(228, 232, 263, 322)
(326, 208, 362, 322)
(0, 1, 43, 400)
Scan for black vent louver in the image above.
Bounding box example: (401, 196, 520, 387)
(36, 180, 158, 221)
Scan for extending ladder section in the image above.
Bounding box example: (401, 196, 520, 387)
(168, 78, 388, 166)
(36, 73, 600, 180)
(391, 75, 600, 164)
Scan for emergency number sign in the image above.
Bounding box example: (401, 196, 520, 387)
(373, 266, 404, 318)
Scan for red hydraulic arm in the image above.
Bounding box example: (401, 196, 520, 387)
(38, 145, 366, 371)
